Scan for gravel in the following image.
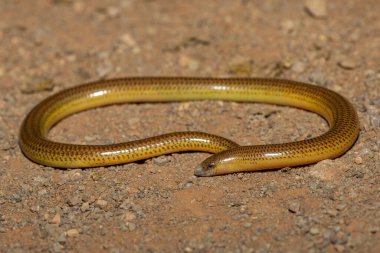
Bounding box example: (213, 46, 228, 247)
(0, 1, 378, 252)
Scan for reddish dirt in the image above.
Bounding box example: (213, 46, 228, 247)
(0, 0, 379, 252)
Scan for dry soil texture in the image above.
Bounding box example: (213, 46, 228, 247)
(0, 0, 379, 252)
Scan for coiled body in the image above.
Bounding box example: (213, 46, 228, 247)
(19, 77, 359, 176)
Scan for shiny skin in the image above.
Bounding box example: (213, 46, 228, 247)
(19, 77, 359, 176)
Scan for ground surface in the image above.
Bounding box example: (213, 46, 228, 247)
(0, 0, 379, 252)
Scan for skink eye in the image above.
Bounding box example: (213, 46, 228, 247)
(207, 163, 215, 170)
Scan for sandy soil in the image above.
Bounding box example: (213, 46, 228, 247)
(0, 0, 379, 252)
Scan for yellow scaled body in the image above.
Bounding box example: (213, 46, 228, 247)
(19, 77, 359, 176)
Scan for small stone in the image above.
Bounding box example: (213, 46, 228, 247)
(50, 213, 61, 225)
(288, 202, 301, 214)
(309, 159, 344, 181)
(80, 202, 90, 212)
(370, 227, 378, 234)
(66, 53, 77, 62)
(349, 190, 358, 198)
(324, 230, 336, 243)
(84, 135, 97, 142)
(97, 65, 113, 78)
(95, 199, 108, 208)
(336, 231, 349, 244)
(73, 1, 84, 13)
(239, 205, 247, 213)
(152, 155, 172, 166)
(338, 58, 356, 70)
(326, 209, 338, 217)
(121, 33, 137, 47)
(67, 196, 82, 207)
(30, 206, 40, 213)
(179, 55, 199, 71)
(280, 19, 295, 32)
(297, 218, 308, 231)
(334, 245, 345, 253)
(184, 247, 193, 253)
(11, 194, 22, 203)
(333, 84, 343, 92)
(336, 203, 346, 211)
(354, 156, 363, 164)
(291, 61, 306, 73)
(359, 148, 372, 157)
(309, 227, 319, 235)
(309, 71, 328, 86)
(127, 222, 136, 231)
(184, 182, 193, 188)
(21, 78, 55, 94)
(305, 0, 327, 18)
(52, 243, 63, 252)
(57, 233, 66, 244)
(66, 229, 79, 237)
(122, 212, 136, 222)
(244, 222, 252, 228)
(107, 6, 120, 18)
(38, 189, 47, 195)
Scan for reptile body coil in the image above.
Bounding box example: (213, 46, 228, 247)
(19, 77, 359, 176)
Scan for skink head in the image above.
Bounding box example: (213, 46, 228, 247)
(194, 150, 243, 176)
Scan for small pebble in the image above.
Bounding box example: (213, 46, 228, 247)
(336, 203, 346, 211)
(305, 0, 327, 18)
(228, 58, 254, 76)
(121, 33, 137, 47)
(73, 2, 84, 13)
(309, 71, 328, 86)
(244, 222, 252, 228)
(280, 19, 295, 32)
(338, 58, 356, 70)
(152, 155, 172, 166)
(95, 199, 108, 208)
(67, 196, 82, 207)
(359, 148, 372, 157)
(127, 222, 136, 231)
(309, 227, 319, 235)
(122, 212, 136, 222)
(84, 135, 97, 142)
(66, 229, 79, 237)
(354, 156, 363, 164)
(50, 213, 61, 225)
(20, 79, 55, 94)
(38, 189, 47, 195)
(81, 202, 90, 212)
(30, 206, 40, 213)
(334, 245, 345, 253)
(179, 55, 199, 71)
(288, 202, 301, 214)
(291, 61, 306, 73)
(370, 227, 378, 234)
(106, 6, 120, 18)
(96, 61, 113, 78)
(57, 233, 66, 244)
(326, 209, 338, 217)
(52, 243, 63, 252)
